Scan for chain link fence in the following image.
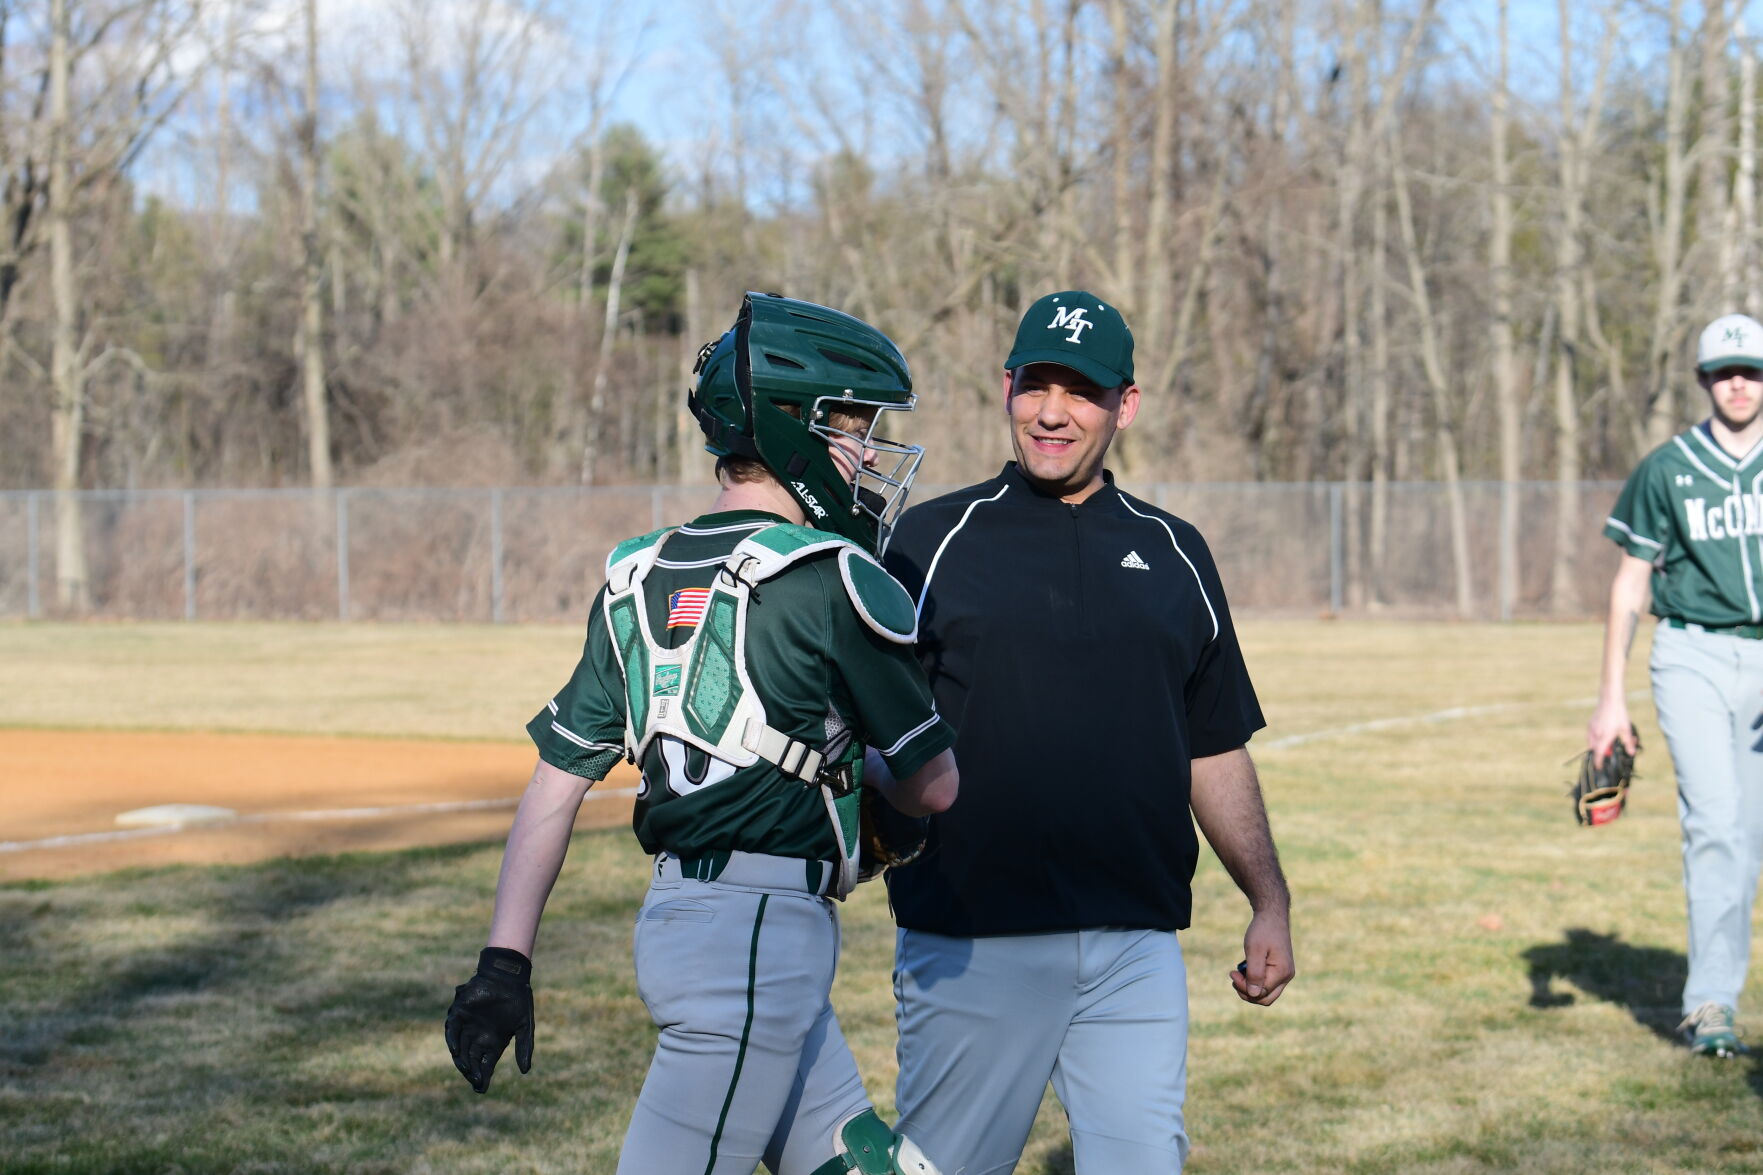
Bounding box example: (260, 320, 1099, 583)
(0, 482, 1628, 623)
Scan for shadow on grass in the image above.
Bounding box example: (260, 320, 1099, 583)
(1, 841, 530, 1165)
(1525, 928, 1763, 1102)
(1523, 927, 1686, 1042)
(1039, 1142, 1074, 1175)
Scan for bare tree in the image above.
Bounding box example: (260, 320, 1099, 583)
(47, 0, 86, 607)
(1392, 121, 1474, 616)
(1491, 0, 1519, 619)
(582, 186, 635, 485)
(1737, 8, 1758, 312)
(1645, 0, 1692, 446)
(296, 0, 328, 489)
(1550, 1, 1616, 614)
(38, 0, 200, 606)
(1699, 0, 1732, 312)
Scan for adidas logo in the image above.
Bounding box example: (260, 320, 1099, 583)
(1120, 550, 1149, 570)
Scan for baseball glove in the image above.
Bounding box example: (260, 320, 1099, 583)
(856, 787, 928, 884)
(1571, 731, 1640, 827)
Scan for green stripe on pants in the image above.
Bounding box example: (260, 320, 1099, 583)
(704, 893, 768, 1174)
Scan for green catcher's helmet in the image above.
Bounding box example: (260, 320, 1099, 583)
(689, 292, 924, 554)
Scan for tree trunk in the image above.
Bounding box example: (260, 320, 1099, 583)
(1702, 0, 1734, 309)
(298, 0, 331, 490)
(1741, 10, 1759, 312)
(48, 0, 87, 610)
(1646, 0, 1691, 445)
(1550, 1, 1614, 615)
(1393, 134, 1474, 617)
(678, 267, 704, 483)
(561, 139, 604, 476)
(1336, 0, 1371, 609)
(1106, 0, 1135, 305)
(582, 187, 636, 486)
(1369, 124, 1391, 606)
(1492, 0, 1520, 620)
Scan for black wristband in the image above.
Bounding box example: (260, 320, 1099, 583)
(476, 946, 532, 986)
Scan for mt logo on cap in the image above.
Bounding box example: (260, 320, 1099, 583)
(1697, 313, 1763, 373)
(1005, 290, 1135, 389)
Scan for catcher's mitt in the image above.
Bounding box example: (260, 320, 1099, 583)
(1571, 730, 1640, 827)
(857, 787, 928, 884)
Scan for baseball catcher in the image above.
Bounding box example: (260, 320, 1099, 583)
(444, 292, 957, 1175)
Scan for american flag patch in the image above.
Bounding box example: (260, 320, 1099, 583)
(666, 588, 712, 629)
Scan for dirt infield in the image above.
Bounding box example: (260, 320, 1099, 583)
(0, 729, 638, 882)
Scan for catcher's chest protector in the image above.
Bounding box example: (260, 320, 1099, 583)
(602, 523, 916, 895)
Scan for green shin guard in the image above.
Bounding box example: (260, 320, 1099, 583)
(807, 1109, 941, 1175)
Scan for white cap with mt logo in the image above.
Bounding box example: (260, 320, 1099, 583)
(1696, 313, 1763, 373)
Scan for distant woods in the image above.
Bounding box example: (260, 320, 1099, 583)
(2, 0, 1755, 500)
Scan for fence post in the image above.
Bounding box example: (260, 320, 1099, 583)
(26, 490, 40, 619)
(490, 488, 505, 624)
(336, 489, 351, 622)
(183, 490, 197, 621)
(1329, 482, 1344, 615)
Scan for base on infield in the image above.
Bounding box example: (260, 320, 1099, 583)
(115, 804, 238, 829)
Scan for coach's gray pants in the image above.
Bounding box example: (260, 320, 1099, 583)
(1651, 622, 1763, 1016)
(893, 927, 1189, 1175)
(616, 866, 871, 1175)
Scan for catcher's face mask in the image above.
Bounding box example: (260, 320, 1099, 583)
(807, 395, 924, 557)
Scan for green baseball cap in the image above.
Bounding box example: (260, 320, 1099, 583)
(1004, 290, 1135, 388)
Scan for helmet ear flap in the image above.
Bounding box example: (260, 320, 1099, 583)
(689, 325, 761, 461)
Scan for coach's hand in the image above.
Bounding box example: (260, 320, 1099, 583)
(445, 947, 534, 1093)
(1231, 910, 1295, 1007)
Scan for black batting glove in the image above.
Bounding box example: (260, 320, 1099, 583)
(444, 947, 534, 1094)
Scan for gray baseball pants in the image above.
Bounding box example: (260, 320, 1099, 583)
(1651, 621, 1763, 1016)
(616, 855, 872, 1175)
(893, 926, 1189, 1175)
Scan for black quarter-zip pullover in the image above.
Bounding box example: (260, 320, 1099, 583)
(882, 463, 1265, 935)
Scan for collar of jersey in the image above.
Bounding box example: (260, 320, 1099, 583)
(998, 461, 1122, 509)
(678, 509, 796, 534)
(1690, 421, 1763, 473)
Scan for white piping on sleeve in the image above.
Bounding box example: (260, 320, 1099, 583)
(914, 485, 1011, 618)
(1603, 517, 1662, 550)
(1119, 494, 1220, 642)
(550, 720, 621, 753)
(878, 712, 942, 758)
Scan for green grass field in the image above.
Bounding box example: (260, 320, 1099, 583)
(4, 620, 1761, 1174)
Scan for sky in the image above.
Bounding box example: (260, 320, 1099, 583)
(128, 0, 1743, 214)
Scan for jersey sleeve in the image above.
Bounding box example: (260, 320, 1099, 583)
(1178, 525, 1267, 758)
(526, 585, 628, 780)
(1603, 454, 1671, 562)
(828, 562, 954, 780)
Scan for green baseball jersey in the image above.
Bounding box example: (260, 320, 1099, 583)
(1605, 422, 1763, 626)
(528, 509, 953, 862)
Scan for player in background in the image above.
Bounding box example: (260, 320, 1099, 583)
(444, 292, 958, 1173)
(1590, 312, 1763, 1059)
(874, 290, 1294, 1172)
